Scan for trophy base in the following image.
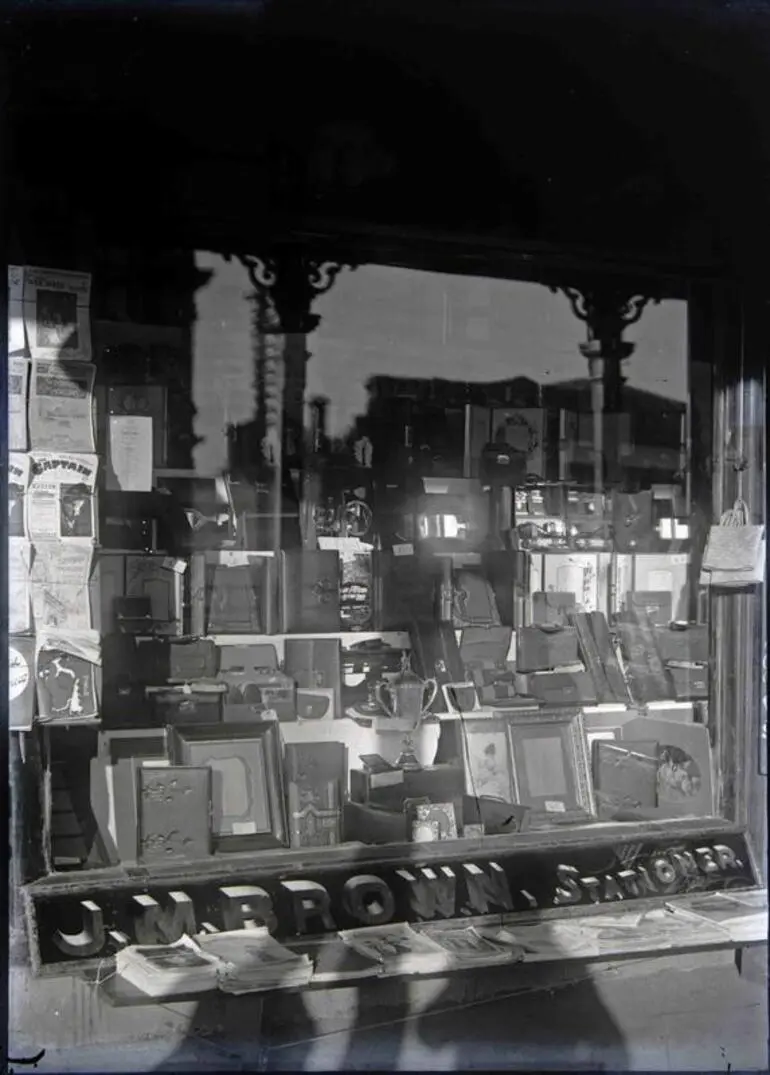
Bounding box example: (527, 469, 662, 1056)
(395, 749, 423, 771)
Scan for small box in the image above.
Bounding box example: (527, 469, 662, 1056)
(350, 764, 465, 811)
(516, 626, 579, 672)
(343, 800, 409, 844)
(667, 665, 709, 701)
(136, 638, 219, 684)
(149, 686, 225, 725)
(517, 670, 597, 705)
(654, 625, 708, 665)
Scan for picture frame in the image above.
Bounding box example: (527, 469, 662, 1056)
(460, 718, 517, 804)
(168, 722, 287, 852)
(507, 709, 595, 825)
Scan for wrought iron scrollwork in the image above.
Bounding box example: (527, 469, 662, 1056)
(237, 250, 354, 333)
(550, 279, 661, 353)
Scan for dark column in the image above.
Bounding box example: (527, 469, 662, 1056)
(553, 281, 659, 490)
(236, 250, 352, 550)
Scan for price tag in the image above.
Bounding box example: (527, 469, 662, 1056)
(393, 543, 414, 557)
(544, 800, 566, 814)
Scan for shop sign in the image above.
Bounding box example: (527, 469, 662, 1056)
(26, 832, 757, 973)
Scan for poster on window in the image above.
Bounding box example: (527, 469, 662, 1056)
(28, 452, 98, 543)
(22, 267, 92, 363)
(29, 359, 96, 453)
(8, 453, 30, 539)
(36, 628, 100, 724)
(9, 539, 33, 635)
(8, 358, 30, 451)
(8, 265, 27, 356)
(30, 542, 94, 634)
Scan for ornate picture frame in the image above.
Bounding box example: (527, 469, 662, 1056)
(506, 709, 595, 825)
(168, 722, 287, 852)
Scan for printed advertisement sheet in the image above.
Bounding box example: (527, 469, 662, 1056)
(8, 358, 29, 450)
(30, 542, 94, 633)
(28, 452, 98, 542)
(29, 359, 96, 453)
(22, 266, 92, 363)
(9, 539, 32, 635)
(8, 452, 30, 538)
(36, 628, 101, 723)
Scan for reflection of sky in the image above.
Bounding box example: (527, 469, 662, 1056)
(308, 265, 687, 437)
(193, 255, 687, 471)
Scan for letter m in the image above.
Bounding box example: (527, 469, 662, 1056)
(133, 891, 197, 945)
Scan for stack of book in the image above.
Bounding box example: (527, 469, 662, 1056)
(116, 939, 218, 997)
(194, 928, 314, 994)
(339, 923, 450, 975)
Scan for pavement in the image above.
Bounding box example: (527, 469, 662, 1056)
(8, 948, 768, 1072)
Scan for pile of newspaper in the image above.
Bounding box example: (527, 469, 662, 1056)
(115, 930, 313, 997)
(116, 939, 218, 997)
(339, 923, 450, 975)
(194, 928, 314, 994)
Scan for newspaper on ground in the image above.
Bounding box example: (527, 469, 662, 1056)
(21, 266, 92, 363)
(29, 359, 96, 453)
(28, 452, 98, 542)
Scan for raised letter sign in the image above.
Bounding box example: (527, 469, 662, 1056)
(713, 844, 743, 871)
(281, 880, 337, 934)
(133, 891, 197, 945)
(53, 900, 105, 957)
(462, 862, 513, 914)
(694, 847, 720, 874)
(602, 875, 625, 902)
(342, 875, 396, 925)
(219, 886, 277, 934)
(396, 866, 456, 920)
(553, 864, 582, 906)
(651, 856, 677, 887)
(670, 852, 700, 881)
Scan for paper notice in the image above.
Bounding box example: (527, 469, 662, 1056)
(23, 266, 92, 363)
(28, 452, 98, 542)
(9, 539, 32, 634)
(30, 542, 94, 633)
(29, 359, 96, 453)
(36, 628, 100, 723)
(107, 414, 153, 491)
(8, 358, 29, 450)
(8, 453, 30, 539)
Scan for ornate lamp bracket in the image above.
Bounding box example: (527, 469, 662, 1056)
(237, 251, 354, 334)
(550, 280, 660, 359)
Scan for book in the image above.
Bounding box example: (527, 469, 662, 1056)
(670, 891, 768, 944)
(136, 765, 212, 863)
(293, 938, 382, 983)
(424, 926, 517, 966)
(284, 742, 345, 848)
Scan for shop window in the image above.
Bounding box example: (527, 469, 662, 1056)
(10, 250, 760, 885)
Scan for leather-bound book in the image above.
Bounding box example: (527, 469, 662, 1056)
(137, 765, 212, 863)
(570, 611, 612, 702)
(206, 558, 277, 634)
(588, 612, 629, 703)
(284, 742, 345, 848)
(284, 638, 342, 716)
(654, 624, 709, 665)
(280, 551, 341, 633)
(373, 551, 440, 630)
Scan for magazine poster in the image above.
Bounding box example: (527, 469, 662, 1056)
(30, 542, 94, 634)
(29, 359, 96, 453)
(28, 452, 98, 543)
(8, 358, 30, 451)
(35, 628, 100, 723)
(9, 540, 33, 635)
(9, 635, 37, 732)
(8, 266, 27, 355)
(8, 453, 30, 539)
(22, 266, 92, 362)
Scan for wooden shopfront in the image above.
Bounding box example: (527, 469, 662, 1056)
(6, 0, 768, 1054)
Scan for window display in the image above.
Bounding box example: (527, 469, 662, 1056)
(8, 254, 767, 983)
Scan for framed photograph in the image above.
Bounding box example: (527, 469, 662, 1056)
(168, 722, 287, 851)
(460, 718, 516, 803)
(507, 709, 595, 825)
